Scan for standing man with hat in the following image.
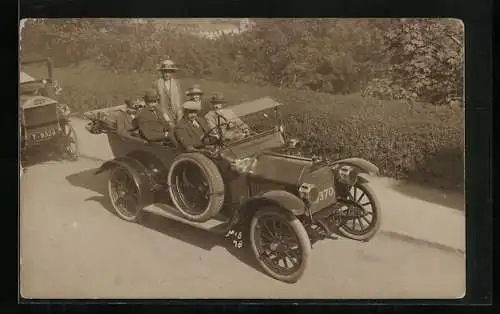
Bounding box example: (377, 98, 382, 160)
(185, 84, 204, 105)
(174, 100, 212, 152)
(154, 59, 183, 127)
(186, 84, 213, 115)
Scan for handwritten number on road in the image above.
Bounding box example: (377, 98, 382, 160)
(225, 229, 243, 248)
(232, 240, 243, 248)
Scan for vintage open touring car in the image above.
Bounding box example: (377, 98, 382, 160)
(20, 58, 79, 165)
(84, 97, 382, 283)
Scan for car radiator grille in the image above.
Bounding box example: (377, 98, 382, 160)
(23, 103, 59, 127)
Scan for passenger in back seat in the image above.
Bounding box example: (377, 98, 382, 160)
(134, 89, 172, 142)
(115, 100, 139, 138)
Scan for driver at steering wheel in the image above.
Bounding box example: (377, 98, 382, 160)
(205, 93, 250, 141)
(174, 101, 212, 152)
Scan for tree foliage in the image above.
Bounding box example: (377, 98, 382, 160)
(20, 18, 464, 106)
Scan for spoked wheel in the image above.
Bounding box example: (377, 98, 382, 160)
(60, 123, 79, 161)
(107, 166, 143, 222)
(250, 207, 311, 283)
(337, 182, 381, 242)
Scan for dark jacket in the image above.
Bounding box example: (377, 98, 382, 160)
(174, 116, 210, 150)
(135, 106, 171, 142)
(115, 109, 137, 137)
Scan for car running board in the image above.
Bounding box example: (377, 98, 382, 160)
(143, 203, 230, 234)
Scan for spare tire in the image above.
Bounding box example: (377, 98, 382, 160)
(167, 153, 225, 222)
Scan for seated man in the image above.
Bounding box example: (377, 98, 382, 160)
(204, 93, 250, 141)
(174, 101, 212, 152)
(134, 90, 172, 142)
(115, 99, 139, 138)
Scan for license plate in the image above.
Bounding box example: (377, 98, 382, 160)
(30, 128, 58, 143)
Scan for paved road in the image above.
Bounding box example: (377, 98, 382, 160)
(20, 157, 465, 299)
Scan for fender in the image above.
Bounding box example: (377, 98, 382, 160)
(126, 150, 169, 186)
(95, 156, 156, 207)
(243, 190, 306, 217)
(331, 157, 379, 176)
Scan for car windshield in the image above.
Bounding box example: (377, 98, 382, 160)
(204, 97, 282, 136)
(20, 72, 36, 84)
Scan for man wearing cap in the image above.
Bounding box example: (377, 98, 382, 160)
(204, 92, 250, 141)
(185, 84, 204, 105)
(174, 100, 211, 152)
(154, 59, 183, 126)
(135, 89, 172, 142)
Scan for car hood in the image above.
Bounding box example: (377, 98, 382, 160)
(248, 152, 314, 186)
(20, 95, 58, 109)
(247, 152, 337, 210)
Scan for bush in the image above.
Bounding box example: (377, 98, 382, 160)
(20, 18, 463, 106)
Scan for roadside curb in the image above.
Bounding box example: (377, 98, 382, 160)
(77, 151, 465, 255)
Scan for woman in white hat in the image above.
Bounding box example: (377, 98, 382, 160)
(154, 59, 183, 127)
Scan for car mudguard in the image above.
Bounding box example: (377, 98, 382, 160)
(95, 156, 156, 207)
(243, 190, 306, 217)
(331, 157, 379, 176)
(125, 150, 169, 186)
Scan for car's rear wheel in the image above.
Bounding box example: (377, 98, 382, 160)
(60, 123, 79, 161)
(249, 207, 311, 283)
(167, 153, 225, 222)
(108, 166, 143, 222)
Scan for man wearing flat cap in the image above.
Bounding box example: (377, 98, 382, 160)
(185, 84, 204, 104)
(135, 89, 171, 142)
(154, 59, 183, 126)
(174, 100, 211, 152)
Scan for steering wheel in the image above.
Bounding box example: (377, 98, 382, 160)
(200, 122, 232, 145)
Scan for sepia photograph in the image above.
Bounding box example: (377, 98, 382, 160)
(19, 18, 465, 299)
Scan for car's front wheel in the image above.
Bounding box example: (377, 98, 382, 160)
(249, 207, 311, 283)
(336, 182, 381, 242)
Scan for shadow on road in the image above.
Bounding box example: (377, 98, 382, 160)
(66, 167, 108, 195)
(65, 168, 263, 278)
(22, 147, 69, 168)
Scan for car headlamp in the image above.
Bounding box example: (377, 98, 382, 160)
(298, 183, 319, 204)
(335, 165, 358, 186)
